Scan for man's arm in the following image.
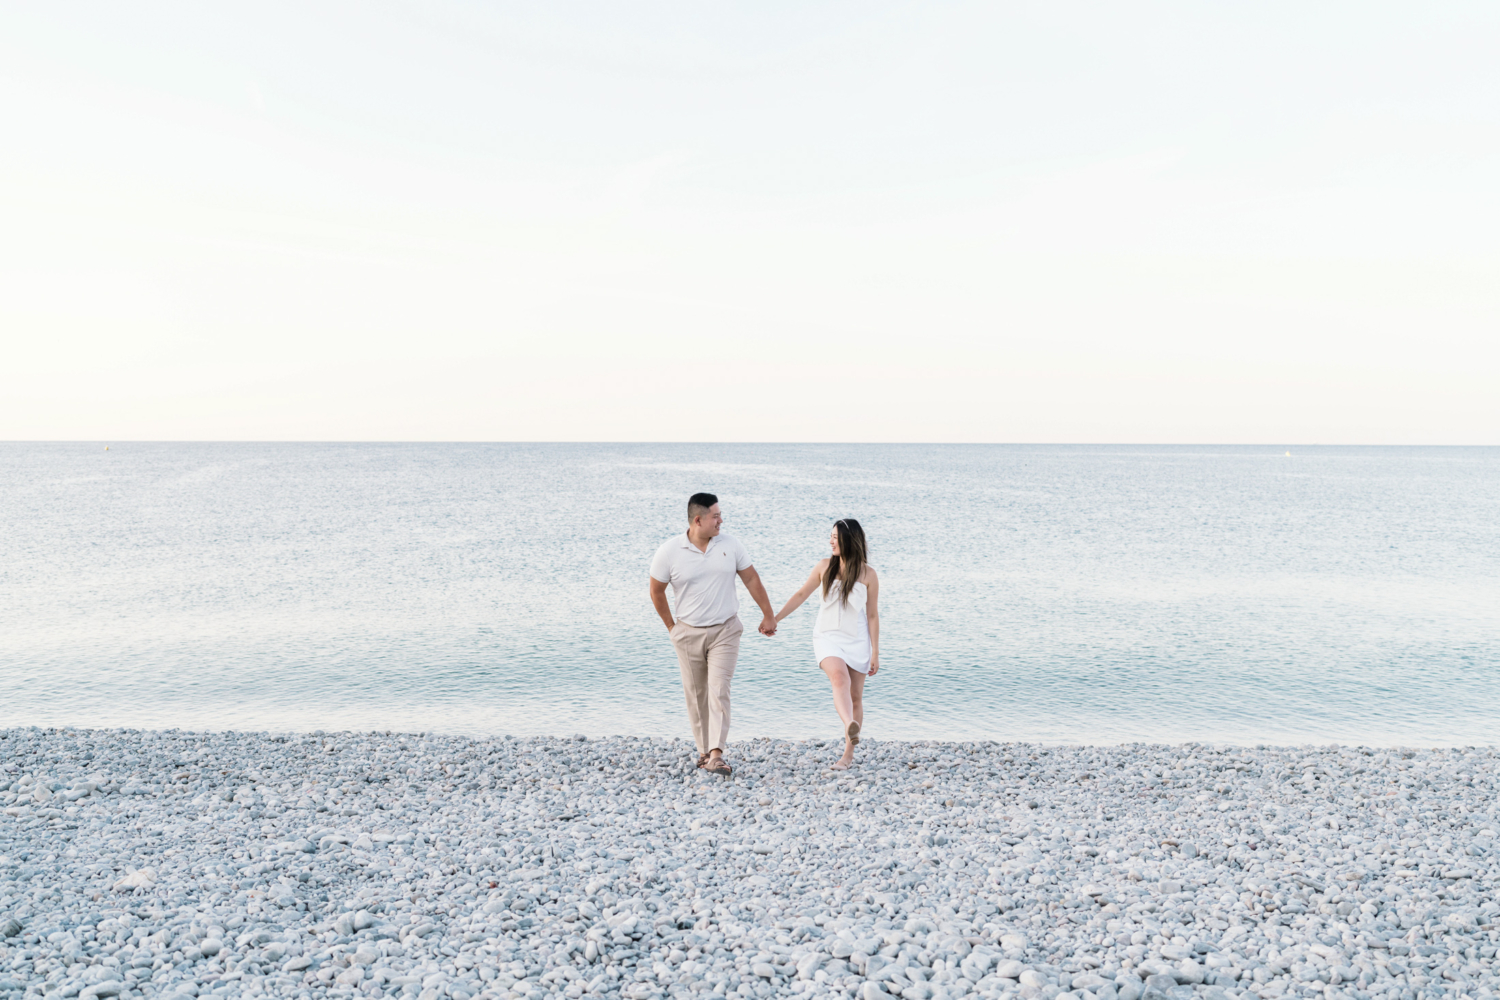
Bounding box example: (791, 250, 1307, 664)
(649, 577, 675, 632)
(737, 566, 778, 635)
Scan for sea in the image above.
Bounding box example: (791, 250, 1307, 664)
(2, 443, 1497, 747)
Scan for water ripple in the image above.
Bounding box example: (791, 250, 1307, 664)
(2, 443, 1497, 745)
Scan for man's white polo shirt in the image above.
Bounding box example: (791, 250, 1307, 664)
(649, 532, 753, 627)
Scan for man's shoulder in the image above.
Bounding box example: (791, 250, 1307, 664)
(718, 532, 748, 551)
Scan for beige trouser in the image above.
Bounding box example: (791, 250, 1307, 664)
(670, 615, 742, 753)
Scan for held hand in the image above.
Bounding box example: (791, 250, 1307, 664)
(758, 615, 777, 636)
(868, 655, 879, 677)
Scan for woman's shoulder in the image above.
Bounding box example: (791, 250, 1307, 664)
(860, 564, 878, 584)
(814, 557, 832, 571)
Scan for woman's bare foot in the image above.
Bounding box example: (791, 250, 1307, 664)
(829, 759, 849, 771)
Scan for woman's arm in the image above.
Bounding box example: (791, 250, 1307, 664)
(774, 561, 827, 623)
(865, 566, 880, 676)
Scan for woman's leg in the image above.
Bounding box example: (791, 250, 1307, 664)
(819, 657, 854, 729)
(833, 668, 868, 767)
(848, 667, 867, 730)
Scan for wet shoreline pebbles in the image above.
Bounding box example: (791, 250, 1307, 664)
(1, 729, 1497, 1000)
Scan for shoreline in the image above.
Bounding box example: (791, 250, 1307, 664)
(1, 730, 1496, 1000)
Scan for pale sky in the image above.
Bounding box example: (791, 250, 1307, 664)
(2, 2, 1498, 443)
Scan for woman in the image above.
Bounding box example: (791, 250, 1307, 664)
(773, 518, 880, 770)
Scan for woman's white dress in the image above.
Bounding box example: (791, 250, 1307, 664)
(812, 579, 871, 674)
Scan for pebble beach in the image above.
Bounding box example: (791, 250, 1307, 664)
(1, 730, 1496, 1000)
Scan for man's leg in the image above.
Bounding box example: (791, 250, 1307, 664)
(671, 626, 711, 753)
(704, 616, 743, 755)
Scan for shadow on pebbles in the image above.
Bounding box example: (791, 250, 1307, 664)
(1, 730, 1497, 1000)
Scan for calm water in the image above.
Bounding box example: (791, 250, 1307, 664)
(2, 443, 1497, 746)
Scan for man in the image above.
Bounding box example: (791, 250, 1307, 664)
(649, 493, 777, 777)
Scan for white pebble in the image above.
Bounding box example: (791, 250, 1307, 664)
(0, 730, 1496, 1000)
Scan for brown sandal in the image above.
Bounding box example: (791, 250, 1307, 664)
(846, 721, 861, 746)
(696, 752, 710, 769)
(705, 756, 732, 777)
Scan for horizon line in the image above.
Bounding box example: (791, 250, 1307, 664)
(5, 440, 1499, 448)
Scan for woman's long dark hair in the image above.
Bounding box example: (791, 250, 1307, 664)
(822, 518, 868, 606)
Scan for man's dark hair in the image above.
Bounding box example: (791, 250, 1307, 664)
(688, 493, 718, 524)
